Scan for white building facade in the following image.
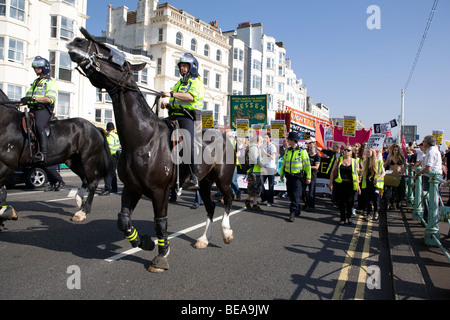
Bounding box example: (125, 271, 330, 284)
(0, 0, 156, 126)
(1, 0, 329, 128)
(0, 0, 90, 119)
(106, 1, 231, 123)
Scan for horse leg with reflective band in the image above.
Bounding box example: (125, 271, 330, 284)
(117, 187, 156, 250)
(148, 187, 171, 272)
(149, 216, 170, 272)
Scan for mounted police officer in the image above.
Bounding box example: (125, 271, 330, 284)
(280, 132, 311, 222)
(20, 56, 58, 162)
(161, 53, 205, 190)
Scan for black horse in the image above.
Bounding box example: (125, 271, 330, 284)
(67, 28, 236, 272)
(0, 89, 112, 226)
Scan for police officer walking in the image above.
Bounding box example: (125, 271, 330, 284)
(280, 132, 311, 222)
(20, 56, 58, 162)
(100, 122, 121, 195)
(161, 53, 205, 190)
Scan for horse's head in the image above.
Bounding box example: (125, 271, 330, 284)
(66, 27, 146, 92)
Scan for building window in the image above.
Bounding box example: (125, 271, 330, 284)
(267, 42, 274, 52)
(252, 75, 261, 90)
(176, 32, 183, 46)
(158, 28, 163, 42)
(233, 48, 243, 61)
(51, 16, 74, 40)
(95, 108, 113, 124)
(62, 0, 75, 5)
(96, 88, 112, 103)
(204, 44, 209, 57)
(141, 68, 148, 84)
(233, 68, 243, 83)
(0, 37, 4, 60)
(8, 38, 24, 63)
(266, 75, 274, 87)
(190, 38, 197, 52)
(252, 59, 261, 71)
(59, 52, 72, 81)
(216, 50, 221, 62)
(10, 0, 25, 21)
(174, 59, 180, 77)
(56, 91, 70, 119)
(50, 51, 72, 82)
(214, 104, 220, 123)
(215, 74, 221, 89)
(203, 70, 209, 86)
(157, 58, 162, 74)
(7, 84, 22, 100)
(0, 0, 5, 16)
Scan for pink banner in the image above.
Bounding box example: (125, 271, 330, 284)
(333, 126, 372, 146)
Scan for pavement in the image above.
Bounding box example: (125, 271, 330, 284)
(387, 185, 450, 300)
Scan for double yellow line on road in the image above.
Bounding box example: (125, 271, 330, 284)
(332, 215, 373, 300)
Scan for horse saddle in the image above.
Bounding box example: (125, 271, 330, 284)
(21, 112, 56, 141)
(163, 118, 181, 150)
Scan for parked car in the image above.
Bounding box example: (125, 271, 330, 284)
(5, 166, 48, 189)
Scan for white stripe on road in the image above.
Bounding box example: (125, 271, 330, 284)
(105, 207, 246, 262)
(68, 188, 78, 197)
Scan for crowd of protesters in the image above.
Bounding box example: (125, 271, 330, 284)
(171, 129, 449, 228)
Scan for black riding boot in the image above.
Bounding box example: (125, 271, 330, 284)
(186, 164, 199, 190)
(36, 131, 48, 162)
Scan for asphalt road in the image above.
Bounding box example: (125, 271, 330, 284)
(0, 172, 394, 304)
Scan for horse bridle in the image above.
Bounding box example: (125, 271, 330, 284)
(74, 28, 163, 99)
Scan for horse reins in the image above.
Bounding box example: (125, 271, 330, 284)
(73, 35, 165, 115)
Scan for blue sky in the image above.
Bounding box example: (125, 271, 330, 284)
(86, 0, 449, 144)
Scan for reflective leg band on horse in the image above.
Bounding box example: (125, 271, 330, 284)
(155, 217, 169, 257)
(125, 227, 140, 248)
(118, 212, 141, 248)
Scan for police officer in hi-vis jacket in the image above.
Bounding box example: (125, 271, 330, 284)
(280, 132, 311, 222)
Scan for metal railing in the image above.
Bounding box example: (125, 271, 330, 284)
(404, 164, 450, 262)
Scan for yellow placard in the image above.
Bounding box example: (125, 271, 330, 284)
(343, 116, 356, 137)
(236, 119, 249, 137)
(432, 130, 444, 145)
(201, 111, 214, 128)
(270, 120, 285, 139)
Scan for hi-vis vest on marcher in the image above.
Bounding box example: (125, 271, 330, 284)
(326, 154, 337, 174)
(106, 132, 121, 155)
(334, 158, 359, 191)
(247, 144, 262, 174)
(361, 159, 384, 189)
(169, 76, 205, 116)
(25, 76, 58, 111)
(280, 147, 311, 179)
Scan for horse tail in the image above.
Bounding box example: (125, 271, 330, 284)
(96, 127, 113, 179)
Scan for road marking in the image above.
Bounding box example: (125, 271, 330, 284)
(105, 207, 246, 262)
(68, 188, 78, 197)
(355, 219, 373, 300)
(7, 190, 42, 197)
(332, 215, 364, 300)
